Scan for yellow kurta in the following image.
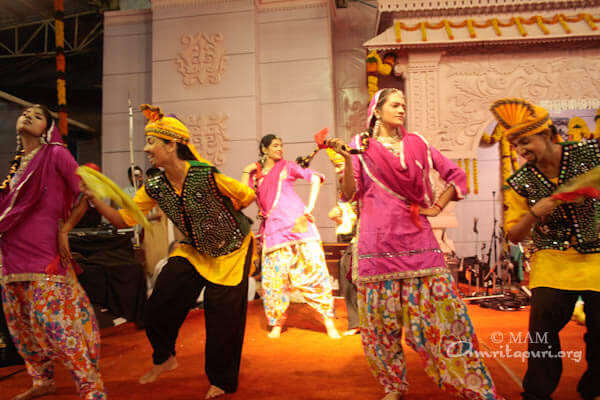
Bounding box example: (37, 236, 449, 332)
(119, 162, 256, 286)
(504, 184, 600, 291)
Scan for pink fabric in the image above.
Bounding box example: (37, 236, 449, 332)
(348, 133, 467, 279)
(250, 160, 324, 252)
(366, 90, 383, 129)
(1, 145, 81, 277)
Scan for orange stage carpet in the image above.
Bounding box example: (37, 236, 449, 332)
(0, 299, 587, 400)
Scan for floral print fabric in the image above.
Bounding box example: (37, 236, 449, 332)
(357, 272, 500, 399)
(262, 241, 335, 327)
(1, 275, 106, 399)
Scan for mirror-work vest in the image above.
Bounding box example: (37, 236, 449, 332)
(507, 140, 600, 253)
(145, 162, 251, 257)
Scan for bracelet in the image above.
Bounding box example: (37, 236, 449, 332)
(433, 202, 443, 210)
(242, 171, 250, 174)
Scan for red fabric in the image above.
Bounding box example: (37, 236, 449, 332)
(314, 128, 329, 149)
(410, 203, 422, 230)
(552, 187, 600, 202)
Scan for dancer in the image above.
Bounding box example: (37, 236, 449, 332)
(326, 149, 359, 336)
(82, 105, 255, 399)
(493, 98, 600, 400)
(328, 88, 500, 400)
(0, 105, 106, 400)
(240, 134, 340, 339)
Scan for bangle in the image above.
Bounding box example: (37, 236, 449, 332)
(433, 202, 443, 210)
(242, 171, 250, 174)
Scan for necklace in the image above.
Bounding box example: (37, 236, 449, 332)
(17, 146, 42, 173)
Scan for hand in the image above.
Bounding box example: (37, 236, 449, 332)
(326, 138, 352, 159)
(530, 196, 559, 219)
(58, 219, 73, 267)
(79, 181, 95, 200)
(419, 206, 441, 217)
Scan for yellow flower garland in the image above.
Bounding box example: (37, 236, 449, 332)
(473, 158, 478, 194)
(464, 158, 471, 194)
(389, 13, 598, 40)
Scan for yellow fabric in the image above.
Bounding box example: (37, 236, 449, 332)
(119, 162, 256, 286)
(140, 104, 211, 166)
(490, 98, 552, 140)
(326, 148, 344, 168)
(504, 183, 600, 291)
(77, 166, 151, 230)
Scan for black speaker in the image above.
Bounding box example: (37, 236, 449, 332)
(0, 295, 24, 367)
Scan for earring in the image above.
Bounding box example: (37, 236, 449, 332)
(373, 117, 381, 138)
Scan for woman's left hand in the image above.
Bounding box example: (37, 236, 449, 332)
(419, 206, 441, 217)
(58, 219, 73, 266)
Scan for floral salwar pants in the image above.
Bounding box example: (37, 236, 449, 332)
(1, 276, 106, 399)
(357, 272, 501, 399)
(262, 241, 335, 327)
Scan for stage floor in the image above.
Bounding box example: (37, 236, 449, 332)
(0, 298, 587, 400)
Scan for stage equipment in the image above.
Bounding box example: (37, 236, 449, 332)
(470, 191, 529, 310)
(128, 95, 140, 247)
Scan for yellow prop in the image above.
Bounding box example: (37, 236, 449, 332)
(76, 165, 151, 230)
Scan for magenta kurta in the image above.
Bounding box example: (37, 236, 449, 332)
(348, 132, 467, 282)
(249, 159, 324, 253)
(0, 145, 80, 282)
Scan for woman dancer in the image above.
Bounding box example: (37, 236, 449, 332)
(0, 105, 106, 400)
(83, 105, 255, 399)
(328, 88, 501, 400)
(241, 135, 339, 339)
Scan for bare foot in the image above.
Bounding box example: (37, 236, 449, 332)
(205, 385, 225, 399)
(267, 326, 281, 339)
(12, 383, 56, 400)
(324, 318, 341, 339)
(343, 328, 360, 336)
(138, 356, 178, 384)
(381, 392, 402, 400)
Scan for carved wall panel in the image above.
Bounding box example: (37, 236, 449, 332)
(406, 52, 441, 142)
(343, 96, 369, 138)
(406, 47, 600, 159)
(182, 114, 230, 165)
(175, 32, 229, 86)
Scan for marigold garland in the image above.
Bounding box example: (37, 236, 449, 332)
(55, 0, 67, 136)
(388, 13, 599, 40)
(464, 158, 471, 194)
(473, 158, 479, 194)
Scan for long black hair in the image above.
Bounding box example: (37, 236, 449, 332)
(1, 104, 54, 191)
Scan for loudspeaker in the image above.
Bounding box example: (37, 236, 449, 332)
(0, 298, 24, 367)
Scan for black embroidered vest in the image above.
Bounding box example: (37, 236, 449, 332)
(507, 140, 600, 253)
(145, 162, 251, 257)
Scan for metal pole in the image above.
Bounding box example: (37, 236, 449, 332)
(128, 94, 140, 247)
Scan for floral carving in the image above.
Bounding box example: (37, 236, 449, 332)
(176, 33, 228, 86)
(183, 114, 229, 166)
(432, 47, 600, 158)
(343, 97, 369, 139)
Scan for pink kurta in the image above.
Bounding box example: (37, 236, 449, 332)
(0, 145, 80, 283)
(250, 160, 324, 253)
(348, 132, 467, 282)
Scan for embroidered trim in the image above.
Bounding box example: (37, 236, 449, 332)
(261, 168, 285, 220)
(355, 266, 449, 283)
(0, 171, 34, 225)
(358, 152, 408, 203)
(0, 273, 72, 285)
(358, 248, 442, 259)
